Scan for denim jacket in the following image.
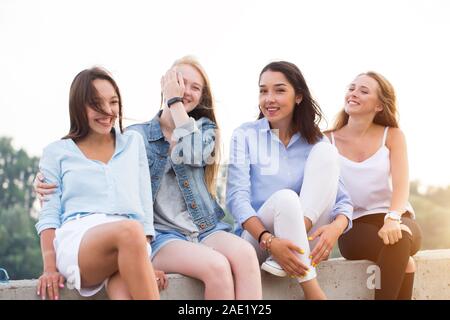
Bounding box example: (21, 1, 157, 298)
(127, 111, 225, 232)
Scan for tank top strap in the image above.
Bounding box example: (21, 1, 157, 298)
(330, 132, 336, 145)
(381, 126, 389, 147)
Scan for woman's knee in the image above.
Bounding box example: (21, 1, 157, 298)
(116, 220, 146, 247)
(231, 240, 259, 267)
(201, 254, 233, 284)
(310, 142, 339, 163)
(405, 257, 416, 273)
(271, 189, 302, 215)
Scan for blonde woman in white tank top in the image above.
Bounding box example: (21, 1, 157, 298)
(326, 72, 422, 300)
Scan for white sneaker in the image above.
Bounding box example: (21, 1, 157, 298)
(261, 257, 287, 277)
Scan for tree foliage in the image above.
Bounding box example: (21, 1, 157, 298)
(0, 137, 42, 279)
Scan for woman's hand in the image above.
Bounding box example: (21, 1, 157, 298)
(378, 219, 403, 245)
(309, 223, 342, 266)
(33, 172, 57, 203)
(37, 269, 65, 300)
(269, 237, 309, 278)
(160, 68, 185, 102)
(154, 269, 168, 291)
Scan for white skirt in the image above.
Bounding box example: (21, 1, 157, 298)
(54, 213, 152, 297)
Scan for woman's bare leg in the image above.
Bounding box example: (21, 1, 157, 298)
(78, 219, 159, 299)
(152, 240, 234, 299)
(202, 231, 262, 299)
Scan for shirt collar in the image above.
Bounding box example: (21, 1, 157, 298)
(147, 110, 164, 142)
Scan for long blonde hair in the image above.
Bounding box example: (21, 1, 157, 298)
(332, 71, 399, 131)
(171, 56, 221, 197)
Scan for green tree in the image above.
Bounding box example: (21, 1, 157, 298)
(0, 137, 42, 279)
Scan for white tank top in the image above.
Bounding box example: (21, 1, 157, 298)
(331, 127, 414, 220)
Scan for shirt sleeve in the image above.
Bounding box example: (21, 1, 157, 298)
(330, 176, 354, 233)
(226, 128, 258, 228)
(136, 134, 156, 237)
(35, 144, 63, 235)
(170, 117, 217, 167)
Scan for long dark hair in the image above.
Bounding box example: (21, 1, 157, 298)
(258, 61, 323, 144)
(63, 67, 123, 141)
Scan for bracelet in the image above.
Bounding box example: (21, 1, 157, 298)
(258, 230, 270, 244)
(166, 97, 183, 108)
(266, 235, 276, 253)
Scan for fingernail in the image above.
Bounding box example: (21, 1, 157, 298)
(308, 237, 313, 241)
(309, 255, 313, 259)
(298, 249, 305, 254)
(55, 296, 59, 300)
(37, 291, 40, 295)
(59, 284, 64, 288)
(312, 262, 317, 267)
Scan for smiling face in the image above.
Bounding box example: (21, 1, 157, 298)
(259, 70, 302, 127)
(345, 74, 383, 117)
(86, 79, 119, 136)
(176, 63, 205, 113)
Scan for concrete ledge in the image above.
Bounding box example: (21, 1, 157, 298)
(1, 250, 449, 300)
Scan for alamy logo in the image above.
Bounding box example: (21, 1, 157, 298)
(366, 265, 381, 290)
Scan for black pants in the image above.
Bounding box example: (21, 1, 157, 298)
(338, 213, 422, 300)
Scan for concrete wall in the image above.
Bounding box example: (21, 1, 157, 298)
(1, 250, 449, 300)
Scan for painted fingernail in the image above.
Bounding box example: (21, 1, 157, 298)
(312, 262, 317, 267)
(59, 283, 64, 288)
(55, 296, 59, 300)
(309, 255, 313, 259)
(308, 237, 313, 241)
(298, 249, 305, 254)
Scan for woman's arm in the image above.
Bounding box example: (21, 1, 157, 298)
(377, 128, 409, 245)
(387, 128, 410, 213)
(136, 133, 156, 239)
(35, 144, 65, 300)
(37, 229, 65, 300)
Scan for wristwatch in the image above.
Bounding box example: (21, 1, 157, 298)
(384, 210, 402, 222)
(166, 96, 183, 108)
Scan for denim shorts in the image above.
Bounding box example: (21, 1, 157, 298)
(150, 221, 232, 259)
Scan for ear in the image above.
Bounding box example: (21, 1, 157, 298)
(295, 94, 303, 105)
(375, 104, 383, 112)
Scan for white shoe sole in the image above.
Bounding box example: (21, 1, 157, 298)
(261, 262, 287, 277)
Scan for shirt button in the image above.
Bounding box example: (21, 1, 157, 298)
(199, 223, 206, 229)
(191, 202, 197, 209)
(183, 180, 189, 187)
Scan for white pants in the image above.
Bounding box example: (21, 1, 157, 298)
(242, 142, 340, 283)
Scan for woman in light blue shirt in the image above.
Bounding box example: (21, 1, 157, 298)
(226, 61, 353, 299)
(35, 68, 160, 300)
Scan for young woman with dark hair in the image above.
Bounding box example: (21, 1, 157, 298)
(227, 61, 353, 299)
(35, 67, 160, 300)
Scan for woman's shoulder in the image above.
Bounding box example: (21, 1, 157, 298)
(42, 139, 71, 154)
(385, 126, 406, 147)
(233, 118, 266, 132)
(196, 116, 217, 129)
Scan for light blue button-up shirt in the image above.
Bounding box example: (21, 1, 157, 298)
(226, 118, 353, 235)
(35, 129, 155, 237)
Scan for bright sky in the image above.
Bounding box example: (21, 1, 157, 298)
(1, 0, 449, 186)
